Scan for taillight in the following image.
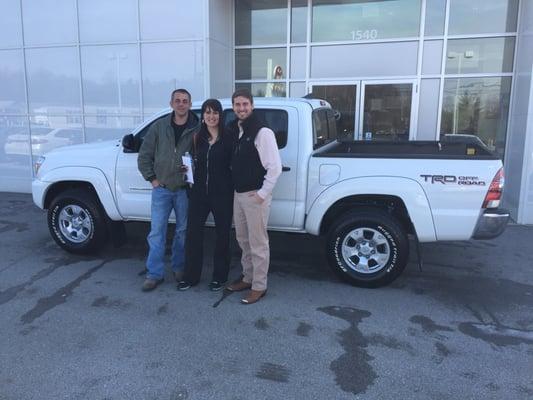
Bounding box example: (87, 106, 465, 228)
(482, 168, 504, 208)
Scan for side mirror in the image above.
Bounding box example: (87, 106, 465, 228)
(122, 134, 136, 153)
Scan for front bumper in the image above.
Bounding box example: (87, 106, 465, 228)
(472, 208, 509, 240)
(32, 178, 49, 209)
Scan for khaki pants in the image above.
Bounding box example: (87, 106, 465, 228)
(233, 191, 272, 291)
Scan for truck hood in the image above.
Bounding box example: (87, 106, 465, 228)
(39, 140, 122, 175)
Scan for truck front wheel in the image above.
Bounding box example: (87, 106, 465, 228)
(326, 209, 409, 288)
(47, 189, 108, 254)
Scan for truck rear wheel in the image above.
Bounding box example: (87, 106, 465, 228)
(326, 209, 409, 288)
(47, 188, 108, 254)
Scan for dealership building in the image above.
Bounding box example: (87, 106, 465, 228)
(1, 0, 532, 223)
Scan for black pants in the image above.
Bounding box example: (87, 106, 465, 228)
(183, 192, 233, 285)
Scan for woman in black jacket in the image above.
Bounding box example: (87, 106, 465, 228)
(178, 99, 234, 291)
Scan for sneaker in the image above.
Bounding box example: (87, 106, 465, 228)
(142, 278, 164, 292)
(177, 281, 192, 291)
(208, 281, 226, 292)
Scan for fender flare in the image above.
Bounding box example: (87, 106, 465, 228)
(39, 166, 122, 220)
(305, 176, 436, 242)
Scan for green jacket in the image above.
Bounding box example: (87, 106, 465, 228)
(137, 111, 200, 191)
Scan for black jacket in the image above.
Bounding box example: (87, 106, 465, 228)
(227, 112, 268, 193)
(190, 128, 234, 198)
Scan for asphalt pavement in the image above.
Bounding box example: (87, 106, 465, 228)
(0, 192, 532, 400)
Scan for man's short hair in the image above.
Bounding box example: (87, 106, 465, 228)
(171, 88, 191, 102)
(231, 88, 254, 105)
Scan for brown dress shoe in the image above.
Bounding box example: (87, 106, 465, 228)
(226, 280, 252, 292)
(241, 289, 267, 305)
(142, 278, 164, 292)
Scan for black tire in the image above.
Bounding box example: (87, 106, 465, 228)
(47, 188, 108, 254)
(326, 209, 409, 288)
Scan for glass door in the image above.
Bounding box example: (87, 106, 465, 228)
(359, 80, 416, 141)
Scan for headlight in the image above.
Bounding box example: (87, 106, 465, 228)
(34, 156, 46, 176)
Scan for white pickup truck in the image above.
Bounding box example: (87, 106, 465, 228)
(32, 98, 509, 287)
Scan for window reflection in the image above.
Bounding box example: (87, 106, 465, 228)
(22, 0, 78, 45)
(141, 42, 204, 115)
(235, 48, 286, 80)
(312, 0, 421, 42)
(26, 47, 81, 115)
(0, 0, 22, 47)
(449, 0, 519, 35)
(235, 0, 287, 45)
(291, 0, 307, 43)
(0, 50, 26, 115)
(441, 77, 511, 159)
(311, 85, 356, 139)
(78, 0, 138, 43)
(81, 45, 141, 115)
(425, 0, 446, 36)
(446, 38, 515, 74)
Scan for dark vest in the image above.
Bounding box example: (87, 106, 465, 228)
(229, 112, 267, 193)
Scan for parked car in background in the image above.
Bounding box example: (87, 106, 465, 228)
(4, 127, 82, 158)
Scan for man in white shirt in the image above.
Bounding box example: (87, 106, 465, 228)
(226, 89, 282, 304)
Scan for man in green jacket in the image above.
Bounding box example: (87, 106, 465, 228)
(137, 89, 200, 291)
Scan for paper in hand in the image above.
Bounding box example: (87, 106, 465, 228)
(182, 154, 194, 184)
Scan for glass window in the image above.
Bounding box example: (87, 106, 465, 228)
(139, 0, 204, 40)
(446, 38, 515, 74)
(422, 40, 443, 75)
(289, 82, 307, 97)
(22, 0, 78, 46)
(313, 108, 338, 149)
(448, 0, 519, 35)
(440, 77, 512, 159)
(235, 82, 287, 98)
(25, 47, 81, 115)
(235, 0, 287, 45)
(424, 0, 446, 36)
(290, 47, 306, 79)
(141, 42, 204, 116)
(81, 45, 141, 115)
(311, 42, 418, 78)
(224, 108, 289, 148)
(78, 0, 138, 43)
(312, 0, 421, 42)
(0, 0, 22, 47)
(362, 84, 413, 141)
(311, 84, 356, 139)
(235, 48, 286, 80)
(417, 79, 440, 140)
(291, 0, 307, 43)
(0, 50, 26, 115)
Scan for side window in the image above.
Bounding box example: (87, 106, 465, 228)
(223, 108, 288, 149)
(313, 108, 337, 149)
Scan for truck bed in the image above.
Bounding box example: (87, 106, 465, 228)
(313, 140, 498, 160)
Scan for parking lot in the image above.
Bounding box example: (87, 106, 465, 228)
(1, 192, 532, 400)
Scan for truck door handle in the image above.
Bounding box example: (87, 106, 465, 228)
(282, 166, 291, 172)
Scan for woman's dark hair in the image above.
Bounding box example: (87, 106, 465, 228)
(200, 98, 224, 139)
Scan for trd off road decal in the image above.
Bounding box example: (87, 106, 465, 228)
(420, 175, 486, 186)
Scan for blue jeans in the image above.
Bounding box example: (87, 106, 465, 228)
(146, 186, 188, 280)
